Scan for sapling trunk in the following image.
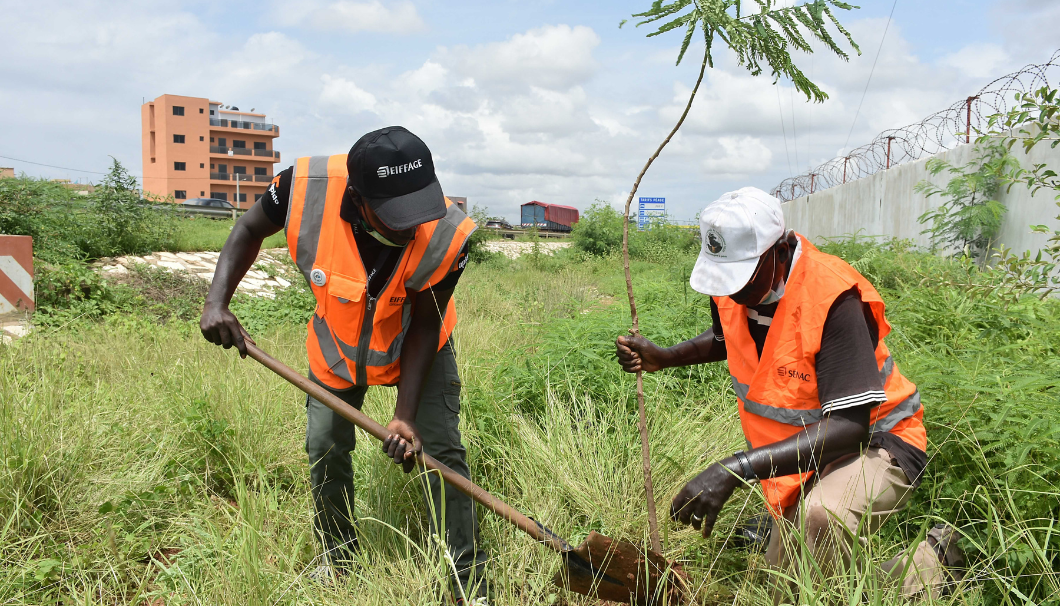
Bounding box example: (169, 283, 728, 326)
(620, 47, 709, 554)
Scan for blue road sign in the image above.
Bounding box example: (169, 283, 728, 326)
(638, 197, 665, 229)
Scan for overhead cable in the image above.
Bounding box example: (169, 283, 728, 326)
(843, 0, 900, 151)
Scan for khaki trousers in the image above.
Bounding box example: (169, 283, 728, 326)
(765, 448, 946, 601)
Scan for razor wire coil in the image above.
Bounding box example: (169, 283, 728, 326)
(770, 49, 1060, 202)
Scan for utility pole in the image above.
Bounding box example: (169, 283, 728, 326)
(228, 148, 240, 209)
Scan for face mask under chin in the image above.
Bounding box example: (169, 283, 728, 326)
(758, 288, 782, 306)
(363, 223, 406, 247)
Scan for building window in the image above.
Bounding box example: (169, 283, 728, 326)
(174, 190, 187, 199)
(211, 192, 227, 201)
(210, 110, 215, 116)
(254, 167, 267, 176)
(236, 193, 247, 202)
(218, 137, 226, 147)
(173, 134, 185, 143)
(210, 137, 215, 143)
(233, 140, 246, 148)
(200, 191, 205, 196)
(200, 136, 204, 141)
(253, 141, 266, 150)
(199, 108, 204, 114)
(172, 106, 184, 116)
(200, 163, 205, 168)
(210, 163, 215, 169)
(174, 162, 186, 171)
(218, 164, 227, 173)
(233, 166, 246, 174)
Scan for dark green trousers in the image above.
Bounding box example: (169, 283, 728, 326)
(305, 343, 487, 587)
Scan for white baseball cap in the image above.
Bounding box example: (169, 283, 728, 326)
(689, 187, 785, 296)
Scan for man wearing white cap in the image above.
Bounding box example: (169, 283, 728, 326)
(616, 187, 961, 598)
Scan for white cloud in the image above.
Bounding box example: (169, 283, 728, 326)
(281, 0, 426, 34)
(703, 137, 774, 176)
(939, 43, 1012, 79)
(441, 25, 600, 92)
(319, 75, 378, 113)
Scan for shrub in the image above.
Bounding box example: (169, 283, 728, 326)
(571, 201, 625, 256)
(0, 160, 178, 263)
(0, 175, 84, 263)
(78, 159, 179, 258)
(915, 140, 1015, 264)
(466, 204, 501, 263)
(628, 218, 699, 263)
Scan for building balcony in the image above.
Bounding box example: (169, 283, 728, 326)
(209, 173, 271, 184)
(209, 119, 279, 135)
(210, 146, 279, 160)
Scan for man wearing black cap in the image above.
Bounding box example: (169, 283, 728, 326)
(200, 126, 488, 603)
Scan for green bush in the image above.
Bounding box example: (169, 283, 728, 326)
(628, 218, 699, 263)
(466, 204, 501, 263)
(0, 160, 178, 264)
(0, 176, 85, 263)
(77, 160, 179, 259)
(572, 202, 700, 263)
(571, 201, 625, 256)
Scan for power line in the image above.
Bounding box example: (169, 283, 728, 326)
(843, 0, 899, 151)
(0, 153, 272, 183)
(776, 85, 793, 176)
(790, 84, 799, 171)
(0, 153, 110, 175)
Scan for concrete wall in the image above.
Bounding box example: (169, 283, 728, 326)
(781, 140, 1060, 255)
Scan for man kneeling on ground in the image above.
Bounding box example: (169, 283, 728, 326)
(615, 187, 961, 600)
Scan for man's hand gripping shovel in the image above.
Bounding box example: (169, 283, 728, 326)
(242, 339, 688, 604)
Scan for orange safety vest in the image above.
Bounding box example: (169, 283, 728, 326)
(715, 234, 927, 516)
(285, 154, 476, 389)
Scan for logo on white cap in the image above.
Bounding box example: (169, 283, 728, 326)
(705, 228, 726, 256)
(310, 268, 327, 287)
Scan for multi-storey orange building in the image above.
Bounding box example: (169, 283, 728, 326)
(141, 94, 280, 209)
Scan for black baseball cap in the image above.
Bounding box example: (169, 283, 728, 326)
(346, 126, 446, 231)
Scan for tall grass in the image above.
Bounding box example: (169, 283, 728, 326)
(1, 240, 1057, 604)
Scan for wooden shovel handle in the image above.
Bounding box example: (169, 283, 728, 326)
(244, 340, 569, 554)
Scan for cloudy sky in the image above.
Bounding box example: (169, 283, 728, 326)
(1, 0, 1058, 221)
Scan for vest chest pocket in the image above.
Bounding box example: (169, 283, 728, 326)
(323, 272, 366, 331)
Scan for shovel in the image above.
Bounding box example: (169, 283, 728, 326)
(244, 340, 687, 604)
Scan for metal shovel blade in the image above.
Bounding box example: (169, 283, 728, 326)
(555, 532, 688, 604)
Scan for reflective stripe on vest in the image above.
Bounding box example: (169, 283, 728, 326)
(291, 156, 332, 280)
(407, 202, 466, 291)
(871, 389, 921, 433)
(733, 375, 921, 432)
(732, 355, 900, 426)
(312, 314, 354, 384)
